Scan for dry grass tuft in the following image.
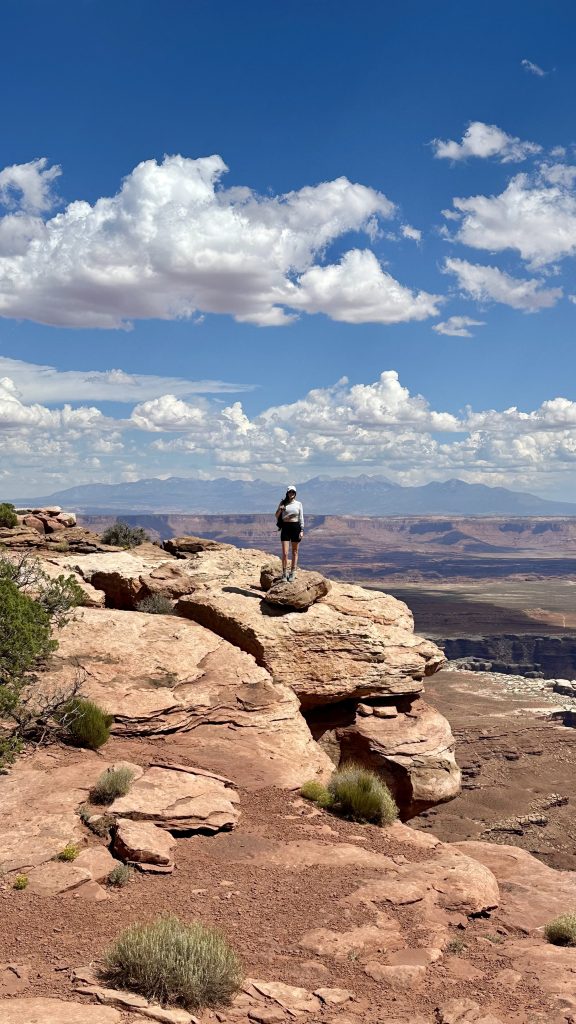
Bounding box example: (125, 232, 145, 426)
(328, 763, 398, 825)
(90, 766, 135, 804)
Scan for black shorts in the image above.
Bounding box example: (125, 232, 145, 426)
(280, 522, 302, 543)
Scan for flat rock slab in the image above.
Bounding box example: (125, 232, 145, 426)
(114, 818, 176, 866)
(0, 999, 122, 1023)
(108, 765, 240, 833)
(0, 756, 113, 873)
(74, 847, 120, 883)
(455, 840, 576, 931)
(26, 861, 93, 896)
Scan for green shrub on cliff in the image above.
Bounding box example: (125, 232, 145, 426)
(101, 520, 150, 548)
(0, 503, 18, 528)
(0, 579, 55, 682)
(136, 594, 174, 615)
(545, 913, 576, 946)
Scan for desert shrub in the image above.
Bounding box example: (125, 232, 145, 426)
(445, 937, 466, 954)
(544, 913, 576, 947)
(0, 735, 23, 772)
(56, 842, 80, 861)
(90, 766, 134, 804)
(327, 763, 398, 825)
(13, 874, 28, 890)
(136, 594, 174, 615)
(0, 580, 55, 682)
(101, 521, 150, 549)
(0, 554, 85, 628)
(300, 780, 333, 808)
(108, 864, 133, 888)
(61, 698, 113, 750)
(104, 914, 243, 1009)
(0, 503, 18, 528)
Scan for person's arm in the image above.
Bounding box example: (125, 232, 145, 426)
(275, 501, 284, 519)
(299, 503, 304, 532)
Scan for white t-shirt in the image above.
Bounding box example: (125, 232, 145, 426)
(279, 499, 304, 527)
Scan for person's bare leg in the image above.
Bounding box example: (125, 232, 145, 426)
(290, 541, 299, 577)
(281, 540, 289, 578)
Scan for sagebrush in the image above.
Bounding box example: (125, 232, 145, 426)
(104, 914, 243, 1009)
(90, 766, 134, 804)
(101, 521, 150, 548)
(136, 594, 174, 615)
(544, 913, 576, 946)
(57, 842, 80, 861)
(108, 864, 133, 888)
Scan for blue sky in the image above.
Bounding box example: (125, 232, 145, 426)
(1, 0, 576, 498)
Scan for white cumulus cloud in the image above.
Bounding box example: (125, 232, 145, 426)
(449, 174, 576, 267)
(0, 158, 61, 214)
(432, 122, 541, 164)
(0, 154, 439, 329)
(432, 315, 485, 337)
(444, 257, 562, 311)
(288, 249, 441, 324)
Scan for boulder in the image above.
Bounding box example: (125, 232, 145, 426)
(0, 526, 43, 547)
(42, 607, 332, 789)
(107, 763, 240, 833)
(43, 517, 66, 533)
(337, 698, 461, 818)
(23, 515, 45, 533)
(163, 535, 234, 556)
(56, 511, 77, 526)
(262, 569, 331, 610)
(113, 818, 176, 869)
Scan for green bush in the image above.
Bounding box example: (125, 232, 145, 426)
(90, 766, 135, 804)
(62, 698, 113, 750)
(136, 594, 174, 615)
(300, 780, 333, 808)
(13, 874, 28, 890)
(101, 521, 150, 548)
(544, 913, 576, 947)
(104, 914, 243, 1009)
(0, 735, 23, 772)
(0, 579, 56, 682)
(108, 864, 133, 888)
(56, 842, 80, 862)
(0, 503, 18, 528)
(327, 763, 398, 825)
(0, 555, 84, 628)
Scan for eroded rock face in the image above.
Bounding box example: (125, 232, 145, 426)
(170, 546, 442, 708)
(42, 607, 332, 789)
(42, 541, 454, 815)
(337, 699, 461, 819)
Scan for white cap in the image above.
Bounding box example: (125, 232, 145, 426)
(286, 484, 297, 494)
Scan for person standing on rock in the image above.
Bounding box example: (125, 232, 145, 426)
(275, 485, 304, 582)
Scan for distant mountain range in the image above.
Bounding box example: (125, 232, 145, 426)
(11, 475, 576, 516)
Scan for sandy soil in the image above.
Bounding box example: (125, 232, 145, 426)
(0, 738, 558, 1023)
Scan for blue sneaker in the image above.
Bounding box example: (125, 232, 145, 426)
(288, 571, 295, 582)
